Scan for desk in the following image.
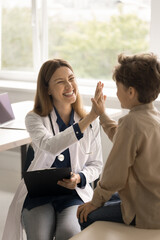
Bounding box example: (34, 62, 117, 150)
(0, 128, 31, 175)
(0, 101, 33, 177)
(0, 129, 31, 152)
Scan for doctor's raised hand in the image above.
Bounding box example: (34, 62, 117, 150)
(2, 59, 103, 240)
(91, 81, 107, 117)
(77, 81, 106, 133)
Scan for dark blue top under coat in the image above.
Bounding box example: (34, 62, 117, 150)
(23, 108, 86, 212)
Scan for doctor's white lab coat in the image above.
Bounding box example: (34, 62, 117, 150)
(2, 109, 103, 240)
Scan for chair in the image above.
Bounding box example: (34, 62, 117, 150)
(23, 144, 34, 172)
(69, 221, 160, 240)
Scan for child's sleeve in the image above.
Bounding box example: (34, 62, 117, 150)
(91, 120, 137, 207)
(99, 113, 118, 141)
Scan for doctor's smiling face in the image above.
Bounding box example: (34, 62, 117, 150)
(48, 66, 78, 108)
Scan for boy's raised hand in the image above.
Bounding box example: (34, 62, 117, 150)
(91, 81, 106, 116)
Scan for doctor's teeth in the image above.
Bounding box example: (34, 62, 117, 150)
(64, 92, 73, 96)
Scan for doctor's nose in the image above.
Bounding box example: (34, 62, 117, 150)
(65, 81, 72, 89)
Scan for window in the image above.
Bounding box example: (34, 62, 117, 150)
(1, 0, 33, 71)
(0, 0, 152, 87)
(48, 0, 150, 81)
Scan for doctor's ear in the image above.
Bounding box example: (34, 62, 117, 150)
(48, 88, 51, 96)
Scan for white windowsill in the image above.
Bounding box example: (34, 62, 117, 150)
(0, 79, 117, 98)
(0, 80, 36, 93)
(0, 79, 160, 106)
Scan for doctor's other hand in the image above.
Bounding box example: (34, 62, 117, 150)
(57, 173, 81, 190)
(77, 202, 98, 223)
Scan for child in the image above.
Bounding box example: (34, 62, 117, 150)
(77, 52, 160, 229)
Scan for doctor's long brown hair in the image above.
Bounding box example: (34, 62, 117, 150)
(33, 59, 86, 118)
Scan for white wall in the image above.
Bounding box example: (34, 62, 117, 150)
(150, 0, 160, 55)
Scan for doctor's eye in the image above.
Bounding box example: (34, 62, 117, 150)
(57, 80, 64, 84)
(69, 77, 75, 82)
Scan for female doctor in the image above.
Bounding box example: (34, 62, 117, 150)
(2, 59, 103, 240)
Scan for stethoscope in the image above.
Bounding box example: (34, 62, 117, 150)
(57, 124, 98, 161)
(79, 123, 98, 155)
(57, 154, 65, 161)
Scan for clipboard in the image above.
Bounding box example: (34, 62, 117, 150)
(23, 167, 73, 198)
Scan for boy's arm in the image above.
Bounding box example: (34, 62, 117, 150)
(91, 121, 137, 208)
(99, 113, 118, 142)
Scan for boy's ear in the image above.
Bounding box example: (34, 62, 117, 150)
(128, 87, 136, 99)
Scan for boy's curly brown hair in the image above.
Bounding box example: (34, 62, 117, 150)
(113, 53, 160, 103)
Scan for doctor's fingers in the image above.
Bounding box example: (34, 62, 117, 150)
(57, 179, 76, 189)
(94, 82, 104, 101)
(94, 81, 103, 97)
(62, 175, 77, 184)
(94, 82, 100, 98)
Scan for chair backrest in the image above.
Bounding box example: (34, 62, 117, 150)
(23, 144, 34, 171)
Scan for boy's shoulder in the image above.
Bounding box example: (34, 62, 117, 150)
(118, 112, 136, 127)
(117, 112, 144, 137)
(118, 104, 160, 132)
